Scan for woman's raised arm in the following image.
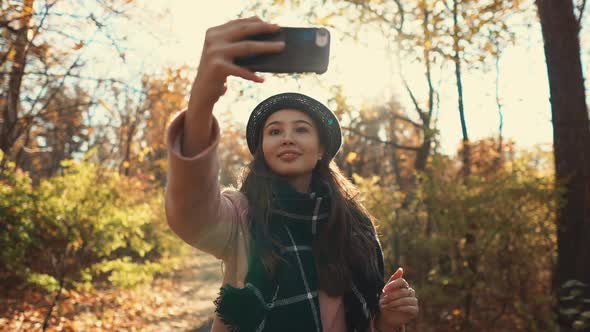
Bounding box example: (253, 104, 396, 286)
(164, 17, 284, 259)
(183, 16, 284, 157)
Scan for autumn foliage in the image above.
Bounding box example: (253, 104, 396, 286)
(2, 0, 590, 331)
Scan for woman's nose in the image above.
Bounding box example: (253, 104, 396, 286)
(281, 138, 295, 145)
(280, 131, 295, 145)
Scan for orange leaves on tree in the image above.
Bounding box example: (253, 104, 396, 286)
(72, 42, 85, 50)
(345, 151, 358, 164)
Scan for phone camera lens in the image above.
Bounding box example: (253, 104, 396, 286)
(315, 29, 329, 47)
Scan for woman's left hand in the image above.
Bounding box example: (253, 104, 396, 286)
(377, 267, 419, 329)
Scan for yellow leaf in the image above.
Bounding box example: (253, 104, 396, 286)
(6, 48, 16, 61)
(345, 152, 358, 164)
(316, 13, 336, 26)
(23, 4, 34, 15)
(123, 161, 130, 168)
(98, 98, 114, 115)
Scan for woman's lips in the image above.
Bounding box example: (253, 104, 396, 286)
(279, 153, 300, 161)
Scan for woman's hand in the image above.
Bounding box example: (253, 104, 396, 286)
(188, 16, 285, 112)
(376, 267, 419, 330)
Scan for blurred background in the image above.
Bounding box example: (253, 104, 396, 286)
(1, 0, 589, 331)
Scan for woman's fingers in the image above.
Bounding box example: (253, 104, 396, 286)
(225, 40, 285, 57)
(386, 267, 403, 284)
(227, 20, 281, 42)
(189, 16, 280, 108)
(380, 288, 413, 306)
(384, 305, 419, 316)
(223, 62, 265, 83)
(383, 277, 410, 293)
(218, 15, 261, 30)
(220, 80, 228, 96)
(381, 296, 418, 310)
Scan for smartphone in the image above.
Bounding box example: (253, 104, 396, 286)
(235, 27, 330, 74)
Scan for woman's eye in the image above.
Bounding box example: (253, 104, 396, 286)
(296, 127, 309, 133)
(269, 129, 280, 135)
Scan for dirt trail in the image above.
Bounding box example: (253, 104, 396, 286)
(144, 249, 223, 332)
(0, 249, 224, 332)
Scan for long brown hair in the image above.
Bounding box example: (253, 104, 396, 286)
(238, 144, 382, 296)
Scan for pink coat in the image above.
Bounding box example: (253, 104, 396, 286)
(165, 110, 394, 332)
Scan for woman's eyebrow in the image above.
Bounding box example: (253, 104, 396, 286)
(264, 120, 313, 128)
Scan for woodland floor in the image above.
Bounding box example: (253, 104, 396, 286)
(0, 249, 223, 331)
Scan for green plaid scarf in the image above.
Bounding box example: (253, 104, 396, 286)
(215, 175, 384, 332)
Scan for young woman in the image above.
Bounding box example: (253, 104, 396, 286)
(165, 16, 419, 332)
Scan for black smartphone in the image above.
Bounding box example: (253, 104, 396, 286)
(235, 27, 330, 74)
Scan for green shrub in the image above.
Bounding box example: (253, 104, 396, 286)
(355, 153, 560, 331)
(0, 156, 186, 292)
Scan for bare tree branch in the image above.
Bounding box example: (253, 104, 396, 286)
(578, 0, 587, 28)
(401, 69, 427, 123)
(24, 102, 96, 124)
(341, 126, 421, 151)
(23, 0, 55, 63)
(28, 53, 84, 118)
(0, 71, 142, 92)
(9, 49, 86, 142)
(41, 26, 89, 42)
(88, 13, 105, 29)
(392, 113, 423, 129)
(393, 38, 428, 124)
(103, 28, 127, 62)
(352, 0, 402, 33)
(95, 0, 125, 15)
(393, 0, 405, 33)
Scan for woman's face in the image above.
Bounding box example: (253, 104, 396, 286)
(262, 109, 325, 179)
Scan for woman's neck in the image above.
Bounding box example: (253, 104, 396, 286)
(286, 173, 312, 193)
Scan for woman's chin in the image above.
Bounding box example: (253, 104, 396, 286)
(271, 167, 311, 178)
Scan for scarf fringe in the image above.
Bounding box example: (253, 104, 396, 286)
(214, 284, 267, 332)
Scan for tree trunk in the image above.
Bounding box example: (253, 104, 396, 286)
(536, 1, 590, 331)
(122, 121, 136, 176)
(452, 2, 477, 330)
(414, 137, 431, 173)
(1, 0, 34, 156)
(494, 40, 505, 163)
(453, 0, 470, 178)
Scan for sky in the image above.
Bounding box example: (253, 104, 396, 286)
(99, 0, 590, 156)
